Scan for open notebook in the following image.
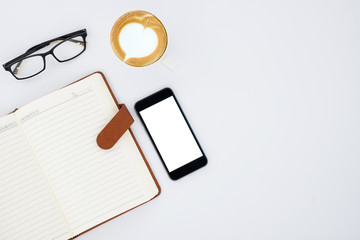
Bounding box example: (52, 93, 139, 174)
(0, 72, 160, 240)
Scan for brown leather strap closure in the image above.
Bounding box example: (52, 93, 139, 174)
(97, 104, 134, 150)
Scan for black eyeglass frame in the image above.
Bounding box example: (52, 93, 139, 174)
(3, 29, 87, 80)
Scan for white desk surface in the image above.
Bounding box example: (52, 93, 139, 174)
(1, 1, 359, 239)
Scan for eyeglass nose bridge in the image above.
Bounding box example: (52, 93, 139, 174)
(48, 50, 62, 63)
(40, 49, 62, 64)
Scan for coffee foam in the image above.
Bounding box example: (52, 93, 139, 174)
(111, 11, 168, 67)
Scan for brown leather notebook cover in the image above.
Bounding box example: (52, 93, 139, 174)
(97, 104, 134, 150)
(67, 71, 161, 239)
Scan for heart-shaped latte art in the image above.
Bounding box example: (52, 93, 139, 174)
(119, 23, 158, 61)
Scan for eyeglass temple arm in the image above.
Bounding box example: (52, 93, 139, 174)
(49, 39, 85, 45)
(22, 29, 86, 54)
(24, 38, 84, 54)
(13, 39, 85, 75)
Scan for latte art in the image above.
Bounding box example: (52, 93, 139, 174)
(120, 23, 158, 61)
(111, 11, 168, 67)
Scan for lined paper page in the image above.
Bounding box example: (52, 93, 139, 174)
(15, 73, 158, 236)
(0, 114, 71, 240)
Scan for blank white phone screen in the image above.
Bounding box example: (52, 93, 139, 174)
(139, 96, 203, 172)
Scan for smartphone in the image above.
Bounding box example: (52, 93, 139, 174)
(135, 88, 207, 180)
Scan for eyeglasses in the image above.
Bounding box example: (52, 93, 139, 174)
(3, 29, 87, 80)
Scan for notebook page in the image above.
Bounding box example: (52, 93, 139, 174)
(0, 114, 71, 240)
(15, 73, 159, 236)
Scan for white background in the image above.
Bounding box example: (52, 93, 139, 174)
(0, 0, 359, 239)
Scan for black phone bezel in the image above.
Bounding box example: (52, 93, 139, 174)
(135, 88, 207, 180)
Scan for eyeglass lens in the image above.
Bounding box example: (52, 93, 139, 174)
(10, 56, 45, 79)
(53, 36, 85, 62)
